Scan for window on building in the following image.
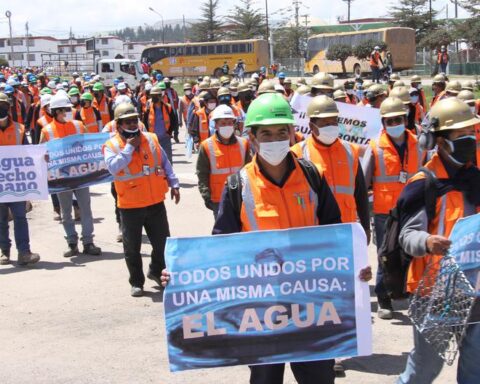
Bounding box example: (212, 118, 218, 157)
(9, 53, 24, 60)
(70, 46, 76, 53)
(8, 39, 23, 46)
(128, 44, 134, 50)
(0, 40, 5, 48)
(58, 47, 64, 53)
(27, 53, 35, 62)
(102, 38, 108, 45)
(102, 50, 109, 57)
(27, 39, 35, 47)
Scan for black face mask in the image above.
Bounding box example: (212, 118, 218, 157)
(447, 136, 477, 165)
(120, 128, 140, 139)
(151, 96, 160, 103)
(0, 108, 9, 119)
(165, 83, 171, 89)
(243, 92, 254, 102)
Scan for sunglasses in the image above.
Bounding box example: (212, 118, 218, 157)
(57, 107, 72, 113)
(121, 118, 138, 124)
(385, 116, 404, 125)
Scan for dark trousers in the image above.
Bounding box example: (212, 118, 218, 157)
(120, 201, 170, 287)
(370, 66, 381, 83)
(250, 360, 335, 384)
(440, 62, 447, 74)
(110, 183, 121, 225)
(374, 213, 389, 300)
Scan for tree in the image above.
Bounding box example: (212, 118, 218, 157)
(189, 0, 223, 42)
(326, 44, 352, 74)
(0, 57, 8, 67)
(353, 40, 387, 60)
(389, 0, 438, 43)
(418, 28, 453, 50)
(454, 1, 480, 49)
(225, 0, 266, 40)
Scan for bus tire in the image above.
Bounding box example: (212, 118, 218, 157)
(353, 64, 361, 78)
(214, 68, 223, 78)
(313, 65, 319, 75)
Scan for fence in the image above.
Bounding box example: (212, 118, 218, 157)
(41, 53, 95, 77)
(275, 58, 305, 77)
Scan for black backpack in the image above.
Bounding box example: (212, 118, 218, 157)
(227, 158, 323, 216)
(378, 167, 440, 299)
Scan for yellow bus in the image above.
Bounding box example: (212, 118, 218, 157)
(141, 39, 269, 78)
(305, 27, 416, 76)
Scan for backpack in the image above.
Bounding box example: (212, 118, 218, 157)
(378, 167, 440, 299)
(227, 158, 323, 217)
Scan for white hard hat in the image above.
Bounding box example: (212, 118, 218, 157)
(90, 72, 96, 76)
(62, 81, 69, 88)
(145, 82, 153, 91)
(7, 78, 17, 86)
(275, 84, 285, 92)
(0, 83, 5, 89)
(47, 80, 56, 89)
(55, 83, 64, 90)
(374, 46, 380, 50)
(40, 94, 52, 108)
(117, 82, 127, 90)
(211, 104, 236, 121)
(72, 72, 79, 76)
(93, 75, 100, 82)
(113, 95, 132, 108)
(50, 92, 73, 109)
(251, 73, 259, 79)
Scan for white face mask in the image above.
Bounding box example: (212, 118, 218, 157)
(470, 106, 476, 114)
(416, 84, 422, 90)
(0, 115, 8, 123)
(314, 124, 339, 145)
(231, 91, 238, 97)
(346, 89, 355, 95)
(207, 102, 217, 111)
(410, 95, 419, 104)
(64, 111, 73, 121)
(386, 124, 405, 138)
(185, 90, 192, 96)
(218, 125, 234, 139)
(258, 139, 290, 166)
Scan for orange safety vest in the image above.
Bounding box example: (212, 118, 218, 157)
(437, 52, 449, 64)
(0, 121, 25, 145)
(92, 95, 111, 126)
(103, 119, 147, 134)
(41, 120, 85, 141)
(370, 129, 423, 215)
(103, 132, 169, 209)
(202, 136, 248, 203)
(292, 137, 359, 223)
(147, 102, 172, 135)
(180, 95, 192, 121)
(10, 98, 24, 124)
(406, 154, 480, 293)
(195, 107, 211, 143)
(414, 103, 425, 125)
(430, 90, 446, 108)
(79, 107, 101, 133)
(239, 156, 319, 231)
(475, 122, 480, 166)
(370, 51, 381, 67)
(475, 99, 480, 116)
(419, 89, 427, 112)
(28, 85, 40, 104)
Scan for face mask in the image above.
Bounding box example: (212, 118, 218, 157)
(231, 91, 239, 97)
(165, 83, 171, 89)
(258, 139, 290, 166)
(0, 108, 9, 119)
(410, 95, 419, 104)
(151, 96, 160, 103)
(446, 136, 477, 165)
(469, 106, 476, 114)
(185, 90, 192, 96)
(314, 124, 339, 145)
(356, 91, 364, 99)
(64, 111, 73, 121)
(417, 84, 423, 90)
(207, 102, 217, 111)
(121, 128, 140, 139)
(386, 124, 405, 138)
(218, 125, 234, 139)
(346, 89, 355, 95)
(70, 96, 78, 103)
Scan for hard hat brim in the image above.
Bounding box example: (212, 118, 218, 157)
(381, 111, 407, 118)
(311, 85, 334, 90)
(437, 116, 480, 131)
(245, 117, 294, 127)
(116, 112, 139, 121)
(308, 112, 339, 118)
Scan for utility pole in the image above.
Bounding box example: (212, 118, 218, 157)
(429, 0, 432, 26)
(293, 0, 301, 58)
(5, 11, 14, 67)
(265, 0, 270, 66)
(342, 0, 354, 23)
(182, 15, 186, 43)
(25, 22, 30, 68)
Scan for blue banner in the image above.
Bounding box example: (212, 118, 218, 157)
(164, 223, 371, 372)
(46, 133, 112, 193)
(449, 213, 480, 298)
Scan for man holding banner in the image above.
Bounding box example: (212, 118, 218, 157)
(0, 93, 40, 266)
(40, 92, 102, 258)
(162, 93, 372, 382)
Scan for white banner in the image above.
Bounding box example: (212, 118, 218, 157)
(0, 145, 49, 203)
(291, 93, 382, 146)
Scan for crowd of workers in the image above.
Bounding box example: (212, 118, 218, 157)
(0, 62, 479, 383)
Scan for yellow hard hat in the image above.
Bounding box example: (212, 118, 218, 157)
(432, 74, 447, 84)
(430, 98, 480, 131)
(210, 79, 221, 89)
(393, 80, 406, 88)
(461, 81, 474, 92)
(333, 89, 347, 100)
(389, 73, 401, 82)
(217, 87, 230, 97)
(457, 90, 476, 105)
(311, 73, 334, 90)
(380, 97, 407, 118)
(199, 81, 210, 91)
(410, 75, 422, 83)
(389, 87, 410, 105)
(114, 103, 138, 121)
(445, 80, 462, 95)
(307, 95, 339, 118)
(0, 92, 10, 106)
(296, 85, 311, 95)
(257, 80, 275, 95)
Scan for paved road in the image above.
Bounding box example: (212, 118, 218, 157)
(0, 136, 456, 384)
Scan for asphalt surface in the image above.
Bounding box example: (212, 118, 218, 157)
(0, 134, 457, 384)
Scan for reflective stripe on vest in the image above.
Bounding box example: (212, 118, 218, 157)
(240, 167, 259, 231)
(14, 122, 22, 144)
(110, 133, 160, 182)
(373, 143, 423, 183)
(207, 137, 246, 175)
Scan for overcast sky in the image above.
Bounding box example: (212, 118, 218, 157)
(0, 0, 471, 39)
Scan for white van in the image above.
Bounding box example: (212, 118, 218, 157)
(97, 59, 144, 88)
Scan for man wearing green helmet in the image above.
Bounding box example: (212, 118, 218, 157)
(160, 93, 372, 383)
(67, 87, 81, 110)
(74, 92, 102, 133)
(92, 82, 114, 126)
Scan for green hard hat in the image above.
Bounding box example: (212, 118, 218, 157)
(92, 82, 104, 92)
(40, 87, 53, 95)
(157, 81, 166, 90)
(245, 93, 294, 127)
(68, 87, 80, 96)
(81, 92, 94, 101)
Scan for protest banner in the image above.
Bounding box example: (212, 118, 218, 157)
(0, 144, 49, 203)
(291, 93, 382, 145)
(164, 223, 372, 372)
(46, 133, 112, 193)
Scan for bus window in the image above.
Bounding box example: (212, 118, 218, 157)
(224, 45, 231, 54)
(193, 46, 199, 55)
(201, 45, 207, 54)
(208, 45, 215, 54)
(232, 44, 239, 53)
(186, 46, 192, 55)
(216, 45, 223, 54)
(101, 63, 113, 72)
(177, 47, 184, 55)
(171, 47, 176, 56)
(248, 43, 253, 53)
(239, 44, 246, 53)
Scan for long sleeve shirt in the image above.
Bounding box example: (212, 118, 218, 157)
(104, 141, 179, 189)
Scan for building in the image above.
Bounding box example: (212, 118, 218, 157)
(0, 36, 58, 67)
(123, 41, 147, 60)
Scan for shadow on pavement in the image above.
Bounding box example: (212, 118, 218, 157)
(0, 260, 85, 274)
(179, 182, 196, 189)
(343, 352, 409, 375)
(70, 251, 124, 264)
(144, 289, 164, 303)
